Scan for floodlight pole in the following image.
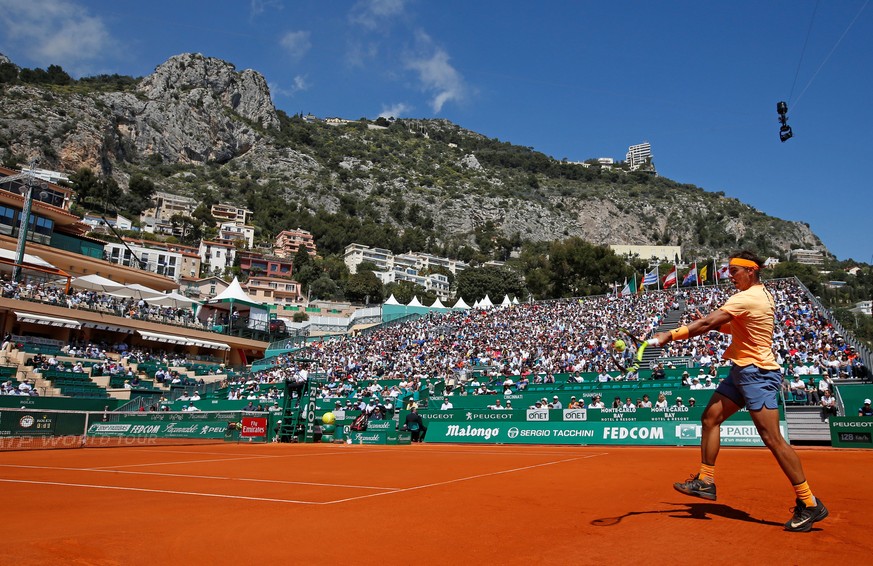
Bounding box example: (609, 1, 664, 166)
(12, 160, 40, 283)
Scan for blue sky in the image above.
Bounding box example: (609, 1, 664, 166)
(1, 0, 871, 262)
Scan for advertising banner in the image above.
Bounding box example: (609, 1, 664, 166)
(86, 412, 244, 439)
(423, 419, 784, 446)
(829, 417, 873, 448)
(240, 417, 268, 438)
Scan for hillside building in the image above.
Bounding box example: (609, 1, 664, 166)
(790, 248, 826, 266)
(244, 275, 304, 305)
(274, 228, 317, 258)
(626, 142, 653, 171)
(199, 240, 236, 276)
(609, 244, 682, 263)
(210, 203, 253, 225)
(217, 221, 255, 249)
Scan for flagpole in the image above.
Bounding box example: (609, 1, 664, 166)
(656, 265, 660, 291)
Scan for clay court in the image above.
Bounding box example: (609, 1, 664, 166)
(1, 443, 870, 565)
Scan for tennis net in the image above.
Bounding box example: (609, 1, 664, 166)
(0, 408, 273, 451)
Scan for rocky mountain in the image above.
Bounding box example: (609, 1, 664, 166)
(0, 52, 826, 260)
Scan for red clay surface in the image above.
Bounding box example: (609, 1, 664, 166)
(1, 443, 870, 565)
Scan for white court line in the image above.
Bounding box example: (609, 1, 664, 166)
(86, 448, 393, 470)
(0, 478, 326, 504)
(0, 453, 600, 505)
(401, 447, 611, 457)
(0, 464, 400, 490)
(323, 454, 600, 505)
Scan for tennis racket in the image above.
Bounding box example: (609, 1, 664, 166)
(617, 327, 653, 373)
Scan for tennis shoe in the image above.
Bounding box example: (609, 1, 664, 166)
(784, 498, 828, 532)
(673, 474, 716, 501)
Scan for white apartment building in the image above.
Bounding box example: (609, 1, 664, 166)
(376, 267, 451, 299)
(344, 243, 468, 276)
(790, 249, 827, 266)
(610, 244, 682, 263)
(218, 221, 255, 248)
(103, 242, 185, 281)
(211, 203, 253, 225)
(199, 240, 236, 276)
(626, 142, 653, 171)
(143, 191, 198, 222)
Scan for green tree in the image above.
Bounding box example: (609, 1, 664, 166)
(128, 174, 156, 201)
(169, 213, 203, 245)
(455, 266, 527, 303)
(344, 271, 383, 304)
(309, 275, 339, 300)
(384, 281, 424, 305)
(69, 167, 100, 205)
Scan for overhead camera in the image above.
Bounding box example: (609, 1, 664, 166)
(777, 101, 793, 142)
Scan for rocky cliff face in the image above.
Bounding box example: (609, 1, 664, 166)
(0, 52, 826, 258)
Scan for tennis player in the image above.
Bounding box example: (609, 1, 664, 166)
(650, 250, 827, 532)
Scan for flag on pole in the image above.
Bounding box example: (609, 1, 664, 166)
(682, 263, 698, 286)
(663, 266, 678, 289)
(699, 265, 708, 285)
(623, 274, 637, 296)
(717, 263, 730, 280)
(643, 267, 659, 287)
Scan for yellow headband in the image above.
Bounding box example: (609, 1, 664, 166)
(729, 258, 759, 269)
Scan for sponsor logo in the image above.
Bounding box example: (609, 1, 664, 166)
(526, 409, 548, 421)
(199, 425, 227, 435)
(563, 409, 587, 421)
(508, 427, 520, 439)
(466, 412, 513, 421)
(553, 429, 594, 438)
(445, 425, 500, 440)
(838, 421, 873, 428)
(602, 426, 665, 440)
(19, 415, 34, 428)
(89, 424, 132, 433)
(720, 425, 760, 438)
(164, 424, 200, 434)
(353, 433, 382, 442)
(675, 424, 701, 439)
(130, 425, 161, 434)
(148, 415, 166, 421)
(421, 412, 453, 420)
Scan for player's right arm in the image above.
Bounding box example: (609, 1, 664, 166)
(651, 308, 733, 347)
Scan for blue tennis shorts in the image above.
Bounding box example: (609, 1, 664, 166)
(715, 364, 782, 411)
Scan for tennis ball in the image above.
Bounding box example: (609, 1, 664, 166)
(322, 412, 335, 425)
(613, 339, 626, 352)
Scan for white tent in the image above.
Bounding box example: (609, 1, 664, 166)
(479, 295, 494, 309)
(201, 277, 269, 331)
(512, 297, 520, 305)
(211, 277, 257, 303)
(108, 283, 164, 299)
(145, 291, 201, 309)
(430, 298, 447, 309)
(384, 294, 401, 305)
(501, 295, 512, 307)
(452, 297, 470, 310)
(472, 299, 481, 309)
(70, 274, 125, 292)
(407, 296, 424, 307)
